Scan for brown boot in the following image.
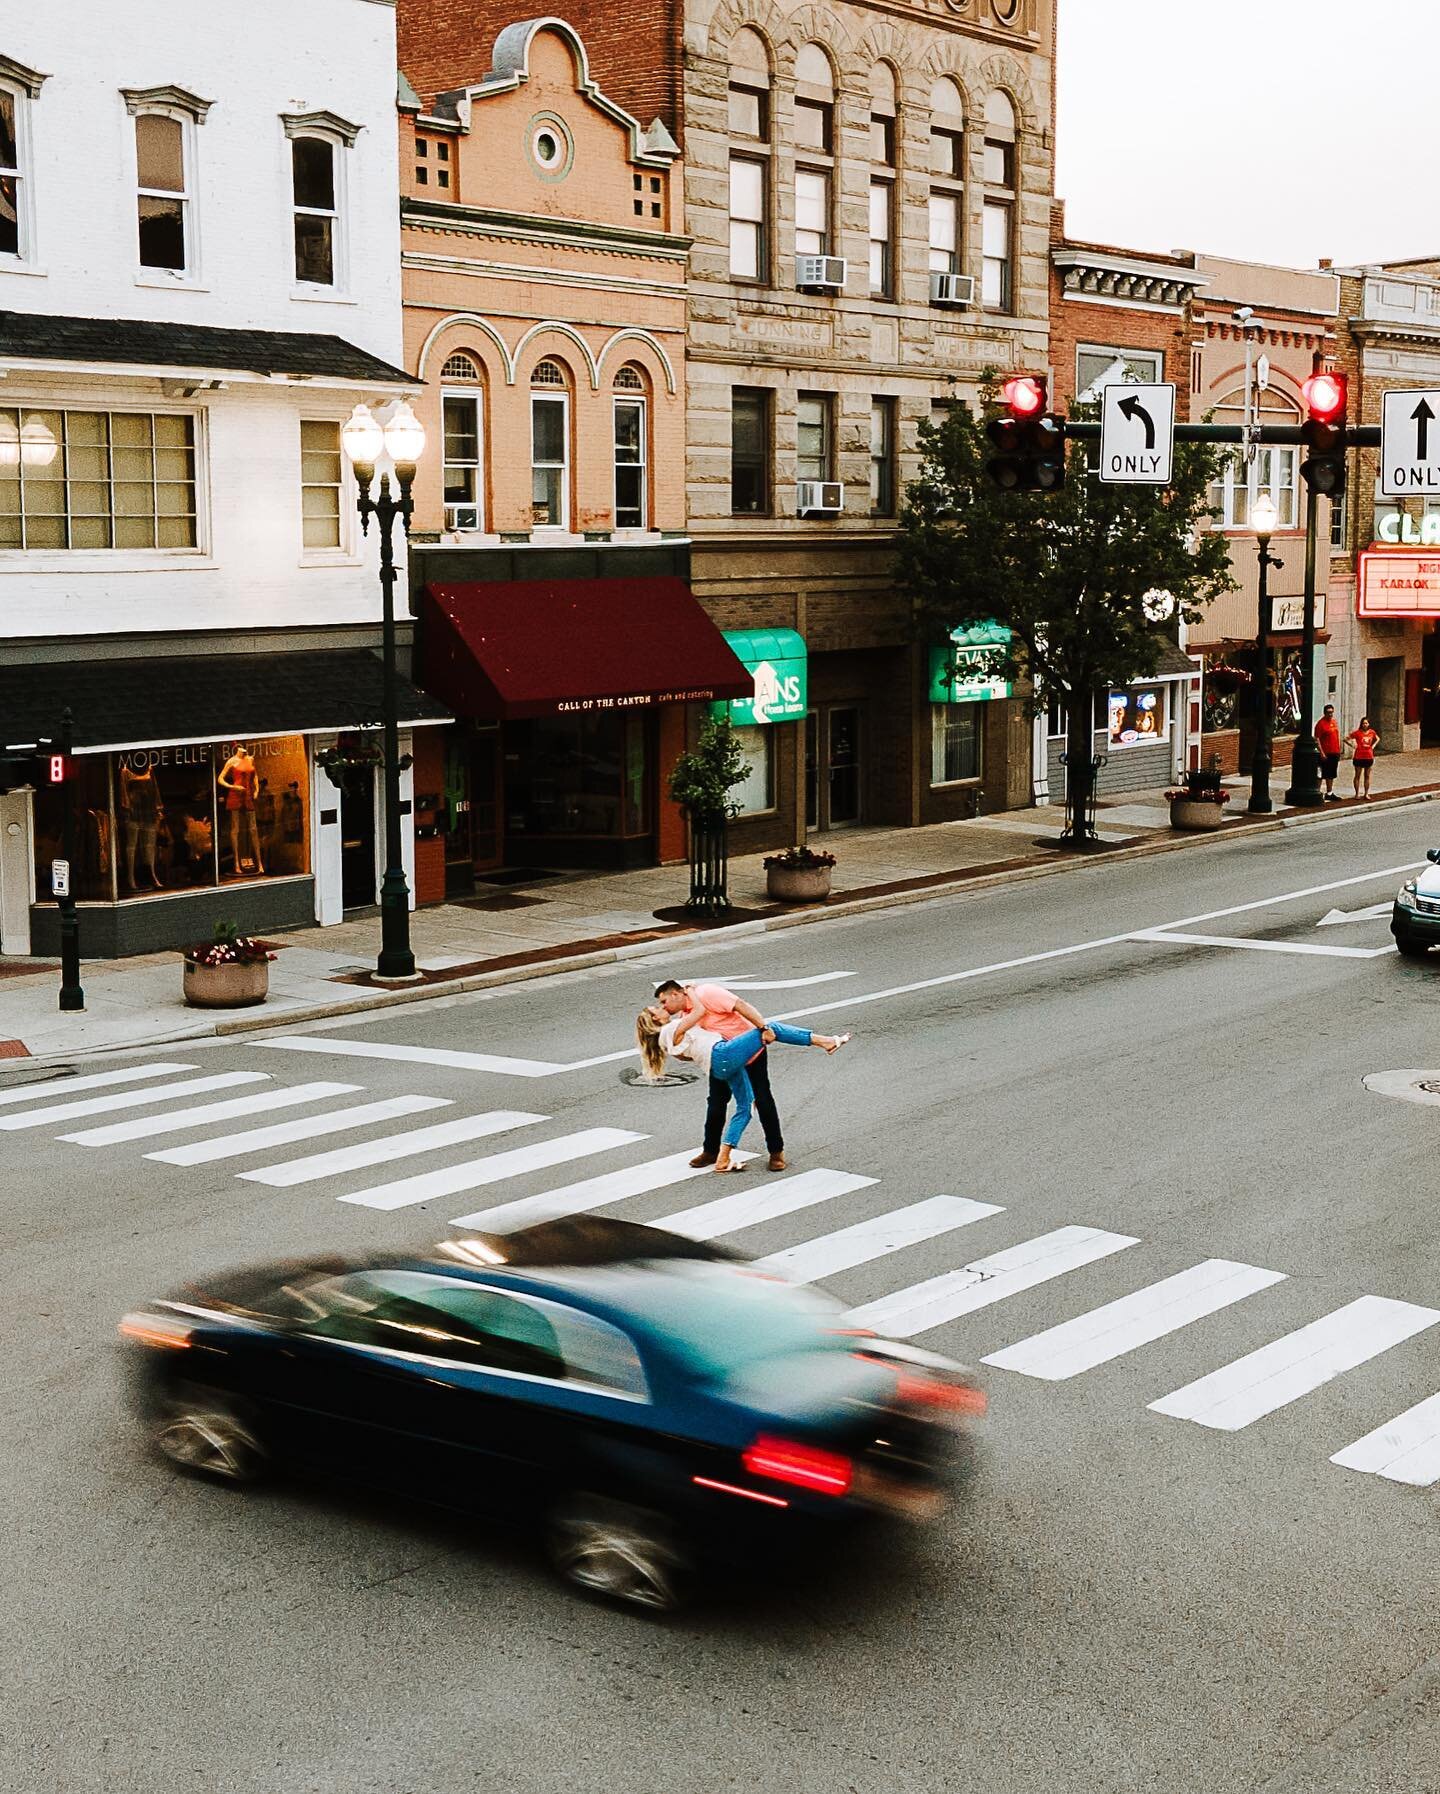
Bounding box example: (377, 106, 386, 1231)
(689, 1151, 717, 1169)
(767, 1151, 787, 1173)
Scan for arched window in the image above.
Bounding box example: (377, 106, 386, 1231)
(1208, 388, 1300, 529)
(928, 79, 965, 289)
(613, 368, 647, 529)
(613, 362, 646, 391)
(794, 45, 835, 264)
(134, 112, 193, 274)
(728, 28, 771, 281)
(981, 90, 1017, 313)
(868, 64, 898, 299)
(442, 353, 485, 530)
(530, 361, 569, 527)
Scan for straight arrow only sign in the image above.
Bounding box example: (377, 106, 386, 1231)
(1381, 388, 1440, 497)
(1100, 382, 1176, 485)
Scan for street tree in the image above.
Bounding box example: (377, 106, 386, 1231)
(898, 396, 1235, 844)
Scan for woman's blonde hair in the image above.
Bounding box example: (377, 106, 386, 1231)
(635, 1008, 668, 1080)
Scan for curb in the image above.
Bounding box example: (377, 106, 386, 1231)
(7, 782, 1436, 1068)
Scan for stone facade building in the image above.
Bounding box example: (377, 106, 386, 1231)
(403, 0, 1057, 853)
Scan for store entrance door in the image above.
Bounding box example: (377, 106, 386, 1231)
(805, 706, 863, 831)
(340, 773, 377, 909)
(0, 788, 31, 955)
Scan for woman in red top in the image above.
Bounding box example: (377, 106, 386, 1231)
(1346, 715, 1380, 799)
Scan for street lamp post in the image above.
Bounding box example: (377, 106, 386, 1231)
(1283, 484, 1326, 808)
(1248, 492, 1281, 815)
(341, 401, 426, 984)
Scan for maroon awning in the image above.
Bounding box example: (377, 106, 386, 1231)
(419, 578, 753, 721)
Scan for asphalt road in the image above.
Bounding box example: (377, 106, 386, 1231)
(6, 804, 1440, 1794)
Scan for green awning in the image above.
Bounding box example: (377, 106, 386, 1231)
(928, 622, 1014, 705)
(711, 627, 808, 726)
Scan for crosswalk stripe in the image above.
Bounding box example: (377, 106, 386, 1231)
(983, 1259, 1287, 1382)
(258, 1036, 562, 1078)
(1332, 1393, 1440, 1486)
(58, 1081, 362, 1148)
(0, 1062, 196, 1109)
(758, 1195, 1003, 1283)
(338, 1128, 647, 1212)
(0, 1072, 269, 1132)
(450, 1148, 742, 1233)
(656, 1168, 878, 1243)
(1149, 1295, 1440, 1432)
(146, 1095, 453, 1167)
(237, 1110, 546, 1188)
(847, 1226, 1140, 1339)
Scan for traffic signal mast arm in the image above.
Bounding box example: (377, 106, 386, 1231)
(1056, 421, 1379, 447)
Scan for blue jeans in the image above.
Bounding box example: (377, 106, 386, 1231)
(711, 1024, 813, 1149)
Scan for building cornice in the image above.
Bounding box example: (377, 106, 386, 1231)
(1054, 248, 1205, 309)
(1348, 317, 1440, 347)
(120, 83, 213, 122)
(403, 250, 686, 303)
(0, 54, 48, 98)
(402, 198, 690, 263)
(281, 109, 363, 147)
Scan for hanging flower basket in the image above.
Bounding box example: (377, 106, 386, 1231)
(181, 923, 277, 1008)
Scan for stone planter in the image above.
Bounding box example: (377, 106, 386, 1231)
(183, 958, 270, 1009)
(1169, 798, 1227, 833)
(766, 862, 834, 903)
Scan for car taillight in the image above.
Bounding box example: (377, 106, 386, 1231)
(894, 1372, 987, 1417)
(118, 1312, 192, 1350)
(742, 1435, 854, 1496)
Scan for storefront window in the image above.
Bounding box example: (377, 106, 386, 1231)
(931, 703, 982, 784)
(1107, 687, 1169, 747)
(31, 735, 310, 902)
(730, 725, 774, 815)
(505, 714, 651, 840)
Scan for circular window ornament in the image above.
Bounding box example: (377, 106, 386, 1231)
(527, 113, 573, 181)
(991, 0, 1022, 22)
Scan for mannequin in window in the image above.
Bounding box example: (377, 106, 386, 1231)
(217, 744, 264, 875)
(119, 761, 164, 890)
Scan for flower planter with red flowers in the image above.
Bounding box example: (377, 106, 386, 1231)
(182, 924, 277, 1008)
(763, 845, 837, 903)
(1165, 770, 1231, 833)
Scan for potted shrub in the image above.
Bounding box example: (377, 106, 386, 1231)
(764, 844, 837, 902)
(1166, 765, 1231, 832)
(182, 921, 277, 1009)
(667, 717, 752, 916)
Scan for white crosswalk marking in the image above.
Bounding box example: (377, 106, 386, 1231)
(339, 1128, 647, 1212)
(238, 1110, 546, 1188)
(1332, 1393, 1440, 1486)
(656, 1169, 878, 1242)
(0, 1063, 196, 1108)
(59, 1081, 362, 1148)
(984, 1259, 1287, 1382)
(848, 1226, 1140, 1339)
(146, 1095, 453, 1167)
(0, 1072, 269, 1132)
(258, 1036, 563, 1078)
(1149, 1295, 1440, 1431)
(758, 1196, 1002, 1283)
(450, 1148, 742, 1233)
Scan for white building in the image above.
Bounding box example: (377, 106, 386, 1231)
(0, 0, 445, 958)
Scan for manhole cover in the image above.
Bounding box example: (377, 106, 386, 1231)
(619, 1068, 698, 1089)
(1363, 1070, 1440, 1108)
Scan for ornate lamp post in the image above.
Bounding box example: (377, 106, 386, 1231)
(341, 400, 426, 983)
(1248, 491, 1281, 814)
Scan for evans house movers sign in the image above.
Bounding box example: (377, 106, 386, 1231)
(1380, 389, 1440, 498)
(1358, 550, 1440, 619)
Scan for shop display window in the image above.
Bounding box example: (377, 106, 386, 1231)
(30, 735, 311, 903)
(506, 713, 651, 841)
(1107, 687, 1169, 747)
(730, 725, 774, 815)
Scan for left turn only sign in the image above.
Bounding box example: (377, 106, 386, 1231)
(1099, 382, 1177, 485)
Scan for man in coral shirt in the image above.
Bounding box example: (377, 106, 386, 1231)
(654, 978, 787, 1171)
(1315, 704, 1342, 802)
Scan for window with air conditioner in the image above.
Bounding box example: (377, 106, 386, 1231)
(443, 392, 483, 531)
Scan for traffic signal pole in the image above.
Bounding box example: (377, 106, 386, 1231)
(1284, 486, 1326, 808)
(56, 708, 83, 1012)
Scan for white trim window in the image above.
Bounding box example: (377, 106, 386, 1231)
(0, 406, 198, 551)
(613, 390, 646, 530)
(1210, 445, 1299, 529)
(442, 378, 483, 533)
(928, 191, 959, 276)
(727, 28, 771, 283)
(729, 156, 766, 280)
(0, 78, 35, 262)
(1076, 346, 1162, 405)
(134, 112, 192, 275)
(292, 135, 341, 288)
(530, 364, 569, 529)
(797, 392, 831, 485)
(932, 703, 983, 785)
(1107, 685, 1170, 748)
(793, 43, 834, 266)
(980, 90, 1017, 313)
(929, 77, 964, 281)
(868, 63, 896, 299)
(795, 168, 829, 259)
(300, 418, 344, 552)
(731, 724, 775, 815)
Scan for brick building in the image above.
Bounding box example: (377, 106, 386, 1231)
(395, 17, 749, 888)
(403, 0, 1056, 851)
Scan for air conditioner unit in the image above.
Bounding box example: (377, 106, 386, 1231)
(930, 271, 976, 308)
(444, 504, 481, 531)
(796, 254, 847, 294)
(797, 481, 844, 517)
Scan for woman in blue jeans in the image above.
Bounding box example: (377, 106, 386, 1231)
(636, 1003, 849, 1172)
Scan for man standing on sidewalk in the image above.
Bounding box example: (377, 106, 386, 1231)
(1315, 704, 1343, 802)
(653, 979, 787, 1172)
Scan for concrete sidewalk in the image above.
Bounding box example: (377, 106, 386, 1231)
(5, 749, 1440, 1063)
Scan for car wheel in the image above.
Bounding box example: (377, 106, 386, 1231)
(548, 1494, 687, 1613)
(1395, 935, 1432, 960)
(153, 1385, 266, 1484)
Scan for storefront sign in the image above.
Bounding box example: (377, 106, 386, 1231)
(1269, 593, 1327, 632)
(1358, 551, 1440, 618)
(1376, 511, 1440, 546)
(713, 629, 808, 727)
(558, 688, 720, 714)
(928, 622, 1014, 705)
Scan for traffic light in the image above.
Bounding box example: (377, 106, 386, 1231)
(0, 740, 65, 792)
(1300, 371, 1348, 497)
(985, 376, 1066, 491)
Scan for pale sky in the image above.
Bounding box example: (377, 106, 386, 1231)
(1055, 0, 1432, 272)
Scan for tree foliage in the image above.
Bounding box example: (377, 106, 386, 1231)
(898, 397, 1236, 710)
(667, 715, 752, 821)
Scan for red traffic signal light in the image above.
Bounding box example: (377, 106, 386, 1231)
(1001, 375, 1047, 419)
(1302, 371, 1347, 425)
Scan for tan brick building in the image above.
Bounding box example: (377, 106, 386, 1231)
(394, 18, 750, 889)
(404, 0, 1056, 853)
